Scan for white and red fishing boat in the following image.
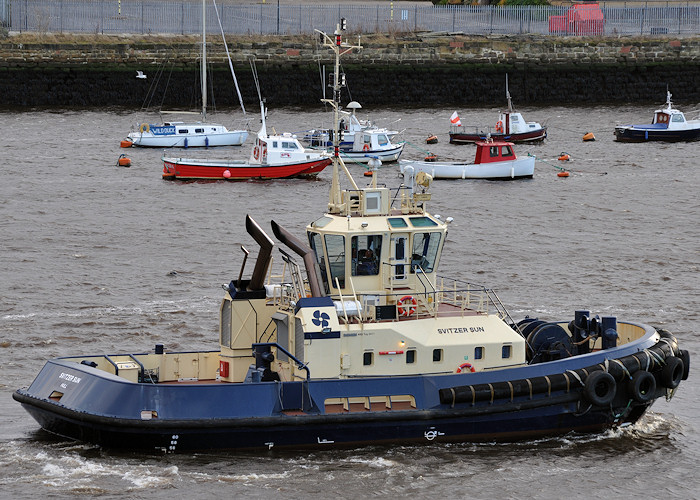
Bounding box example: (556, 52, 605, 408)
(399, 138, 534, 180)
(449, 75, 547, 145)
(162, 102, 331, 181)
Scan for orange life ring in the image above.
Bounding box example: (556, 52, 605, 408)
(457, 363, 475, 373)
(253, 146, 260, 160)
(495, 120, 503, 133)
(397, 295, 417, 317)
(362, 143, 370, 152)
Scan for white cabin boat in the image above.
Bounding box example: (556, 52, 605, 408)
(400, 139, 534, 180)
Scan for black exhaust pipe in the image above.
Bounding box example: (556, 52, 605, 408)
(245, 215, 275, 291)
(270, 220, 325, 298)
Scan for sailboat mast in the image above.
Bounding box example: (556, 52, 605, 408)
(201, 0, 207, 121)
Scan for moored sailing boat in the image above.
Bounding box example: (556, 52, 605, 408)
(124, 0, 248, 148)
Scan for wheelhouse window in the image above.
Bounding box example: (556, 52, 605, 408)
(308, 231, 330, 295)
(351, 235, 382, 276)
(433, 349, 443, 362)
(672, 114, 685, 123)
(474, 346, 484, 360)
(502, 145, 514, 157)
(324, 234, 345, 289)
(490, 146, 499, 157)
(282, 141, 299, 149)
(410, 232, 441, 273)
(377, 134, 389, 146)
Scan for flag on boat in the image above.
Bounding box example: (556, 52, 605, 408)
(450, 111, 462, 127)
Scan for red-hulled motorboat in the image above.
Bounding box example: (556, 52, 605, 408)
(162, 101, 331, 181)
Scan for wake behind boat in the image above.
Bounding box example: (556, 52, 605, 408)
(614, 91, 700, 142)
(14, 22, 689, 453)
(124, 0, 248, 148)
(162, 102, 331, 180)
(449, 75, 547, 145)
(399, 139, 534, 180)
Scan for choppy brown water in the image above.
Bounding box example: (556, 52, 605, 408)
(1, 104, 698, 498)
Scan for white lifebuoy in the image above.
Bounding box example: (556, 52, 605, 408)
(362, 143, 370, 152)
(397, 295, 417, 317)
(253, 146, 260, 160)
(495, 120, 503, 133)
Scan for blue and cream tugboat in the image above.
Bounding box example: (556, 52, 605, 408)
(14, 23, 689, 452)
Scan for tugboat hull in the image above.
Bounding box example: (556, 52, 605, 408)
(13, 327, 687, 452)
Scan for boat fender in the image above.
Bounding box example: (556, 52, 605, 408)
(184, 138, 188, 149)
(628, 370, 656, 403)
(583, 370, 616, 406)
(496, 120, 504, 133)
(397, 295, 417, 316)
(659, 356, 683, 389)
(679, 349, 690, 380)
(362, 143, 370, 152)
(253, 146, 260, 160)
(456, 363, 475, 373)
(139, 123, 150, 134)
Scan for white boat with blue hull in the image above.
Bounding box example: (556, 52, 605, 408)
(14, 22, 689, 452)
(614, 91, 700, 143)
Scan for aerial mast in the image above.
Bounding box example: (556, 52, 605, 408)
(315, 20, 362, 214)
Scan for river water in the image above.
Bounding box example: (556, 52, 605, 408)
(1, 104, 698, 498)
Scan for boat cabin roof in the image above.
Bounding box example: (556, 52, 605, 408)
(473, 140, 517, 164)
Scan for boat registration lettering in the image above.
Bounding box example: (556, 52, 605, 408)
(437, 326, 485, 334)
(151, 126, 176, 136)
(59, 372, 82, 384)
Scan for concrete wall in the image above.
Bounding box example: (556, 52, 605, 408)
(1, 33, 698, 107)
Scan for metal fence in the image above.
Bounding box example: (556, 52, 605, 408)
(3, 0, 699, 36)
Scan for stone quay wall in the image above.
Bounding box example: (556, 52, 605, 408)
(0, 33, 698, 107)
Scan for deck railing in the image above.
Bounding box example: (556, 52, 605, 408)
(4, 1, 699, 37)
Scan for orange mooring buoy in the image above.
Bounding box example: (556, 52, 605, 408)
(426, 135, 438, 145)
(582, 132, 595, 142)
(424, 154, 438, 162)
(557, 171, 570, 177)
(117, 154, 131, 167)
(363, 170, 373, 177)
(558, 152, 570, 161)
(120, 139, 133, 148)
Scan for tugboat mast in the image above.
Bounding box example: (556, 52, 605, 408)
(315, 20, 362, 213)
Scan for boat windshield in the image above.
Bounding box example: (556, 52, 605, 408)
(410, 232, 441, 273)
(351, 235, 382, 276)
